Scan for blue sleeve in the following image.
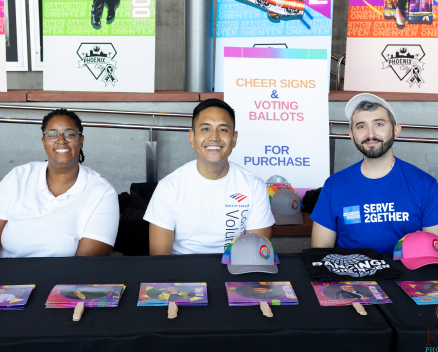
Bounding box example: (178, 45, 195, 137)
(310, 176, 337, 232)
(421, 179, 438, 228)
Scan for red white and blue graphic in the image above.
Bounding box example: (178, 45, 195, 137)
(230, 193, 248, 202)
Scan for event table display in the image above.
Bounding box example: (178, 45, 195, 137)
(137, 283, 208, 306)
(0, 253, 435, 352)
(0, 285, 35, 310)
(45, 284, 125, 308)
(311, 281, 392, 306)
(396, 281, 438, 304)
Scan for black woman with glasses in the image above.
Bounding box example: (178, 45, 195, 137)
(0, 109, 119, 258)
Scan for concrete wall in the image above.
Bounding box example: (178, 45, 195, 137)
(1, 100, 438, 195)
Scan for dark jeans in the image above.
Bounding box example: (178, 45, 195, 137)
(397, 0, 408, 10)
(93, 0, 120, 5)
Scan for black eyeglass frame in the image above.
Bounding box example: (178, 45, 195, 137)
(42, 131, 82, 143)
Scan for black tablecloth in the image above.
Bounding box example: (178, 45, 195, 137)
(0, 254, 397, 352)
(375, 258, 438, 352)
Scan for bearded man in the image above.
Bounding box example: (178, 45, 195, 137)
(310, 93, 438, 253)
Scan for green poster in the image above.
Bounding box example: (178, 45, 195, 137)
(43, 0, 156, 37)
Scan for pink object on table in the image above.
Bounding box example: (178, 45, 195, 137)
(393, 231, 438, 270)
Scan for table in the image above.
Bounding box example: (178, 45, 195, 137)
(0, 254, 401, 352)
(0, 254, 393, 351)
(374, 258, 438, 352)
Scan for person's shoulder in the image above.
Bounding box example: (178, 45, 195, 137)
(397, 158, 437, 184)
(331, 161, 360, 180)
(320, 160, 360, 188)
(229, 161, 264, 185)
(6, 162, 46, 178)
(80, 165, 116, 194)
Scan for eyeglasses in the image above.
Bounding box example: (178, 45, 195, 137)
(43, 131, 82, 143)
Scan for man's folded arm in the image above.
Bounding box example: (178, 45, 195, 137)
(246, 226, 272, 240)
(0, 219, 7, 250)
(311, 221, 337, 248)
(149, 223, 175, 255)
(423, 224, 438, 236)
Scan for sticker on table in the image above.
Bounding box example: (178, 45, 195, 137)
(0, 285, 35, 310)
(137, 283, 208, 306)
(45, 284, 125, 308)
(311, 281, 391, 306)
(397, 281, 438, 305)
(225, 282, 298, 306)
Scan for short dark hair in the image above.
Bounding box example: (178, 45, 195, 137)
(351, 101, 396, 130)
(192, 99, 235, 131)
(41, 109, 85, 164)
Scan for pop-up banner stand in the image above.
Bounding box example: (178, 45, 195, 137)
(215, 0, 333, 92)
(225, 47, 330, 197)
(0, 0, 6, 92)
(345, 0, 438, 93)
(43, 0, 155, 93)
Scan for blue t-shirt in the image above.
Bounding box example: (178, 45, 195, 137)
(311, 158, 438, 253)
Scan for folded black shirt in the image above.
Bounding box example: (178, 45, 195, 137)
(302, 248, 402, 281)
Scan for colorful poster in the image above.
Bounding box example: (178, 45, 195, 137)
(45, 284, 125, 308)
(0, 285, 35, 310)
(137, 283, 208, 306)
(215, 0, 333, 92)
(397, 281, 438, 305)
(225, 282, 298, 305)
(311, 281, 392, 306)
(224, 47, 329, 193)
(0, 0, 6, 92)
(344, 0, 438, 93)
(43, 0, 155, 92)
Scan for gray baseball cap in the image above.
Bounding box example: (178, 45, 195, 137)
(271, 188, 304, 225)
(345, 93, 397, 124)
(222, 233, 279, 275)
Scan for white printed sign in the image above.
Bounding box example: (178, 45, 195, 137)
(225, 47, 330, 191)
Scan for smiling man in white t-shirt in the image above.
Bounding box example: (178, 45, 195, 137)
(144, 99, 275, 255)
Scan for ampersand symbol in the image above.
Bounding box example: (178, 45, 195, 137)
(271, 90, 279, 99)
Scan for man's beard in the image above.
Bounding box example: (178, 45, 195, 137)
(353, 133, 395, 158)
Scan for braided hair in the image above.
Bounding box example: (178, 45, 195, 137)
(41, 109, 85, 164)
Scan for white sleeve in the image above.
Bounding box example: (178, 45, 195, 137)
(0, 169, 17, 221)
(246, 178, 275, 230)
(82, 187, 120, 246)
(143, 180, 175, 231)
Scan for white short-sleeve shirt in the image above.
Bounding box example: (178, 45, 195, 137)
(0, 162, 119, 258)
(144, 160, 274, 254)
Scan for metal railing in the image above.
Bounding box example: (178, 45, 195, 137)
(331, 54, 346, 90)
(0, 104, 438, 144)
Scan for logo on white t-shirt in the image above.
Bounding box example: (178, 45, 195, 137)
(230, 193, 247, 202)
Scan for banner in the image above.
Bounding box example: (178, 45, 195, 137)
(225, 47, 329, 193)
(0, 0, 6, 91)
(344, 0, 438, 93)
(215, 0, 333, 92)
(43, 0, 155, 93)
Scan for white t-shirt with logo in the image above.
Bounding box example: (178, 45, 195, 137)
(144, 160, 275, 254)
(0, 162, 119, 258)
